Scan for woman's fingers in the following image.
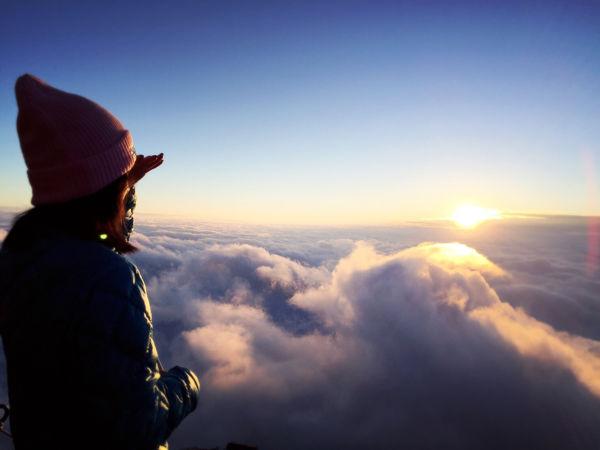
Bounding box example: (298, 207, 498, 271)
(142, 154, 163, 168)
(129, 153, 164, 184)
(141, 157, 163, 172)
(145, 155, 163, 167)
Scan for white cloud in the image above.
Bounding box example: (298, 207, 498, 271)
(131, 228, 600, 449)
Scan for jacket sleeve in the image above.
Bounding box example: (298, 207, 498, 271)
(78, 258, 200, 448)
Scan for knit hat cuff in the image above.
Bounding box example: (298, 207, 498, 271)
(28, 130, 136, 205)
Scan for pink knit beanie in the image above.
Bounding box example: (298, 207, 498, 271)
(15, 74, 137, 205)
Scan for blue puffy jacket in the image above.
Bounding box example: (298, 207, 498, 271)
(0, 233, 199, 449)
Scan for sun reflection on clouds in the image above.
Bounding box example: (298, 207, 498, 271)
(403, 242, 506, 279)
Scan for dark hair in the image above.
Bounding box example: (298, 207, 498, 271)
(2, 175, 136, 254)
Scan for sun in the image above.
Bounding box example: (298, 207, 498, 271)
(452, 204, 501, 229)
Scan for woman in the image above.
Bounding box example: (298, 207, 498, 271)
(0, 75, 199, 449)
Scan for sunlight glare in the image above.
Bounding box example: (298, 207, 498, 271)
(452, 205, 500, 229)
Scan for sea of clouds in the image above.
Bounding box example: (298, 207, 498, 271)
(1, 211, 600, 449)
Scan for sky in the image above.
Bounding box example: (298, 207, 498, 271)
(1, 0, 600, 224)
(3, 4, 600, 446)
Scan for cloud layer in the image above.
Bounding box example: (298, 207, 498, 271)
(130, 218, 600, 450)
(1, 213, 600, 449)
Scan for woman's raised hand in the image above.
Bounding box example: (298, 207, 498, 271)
(129, 153, 164, 186)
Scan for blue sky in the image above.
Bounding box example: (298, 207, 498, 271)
(1, 0, 599, 224)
